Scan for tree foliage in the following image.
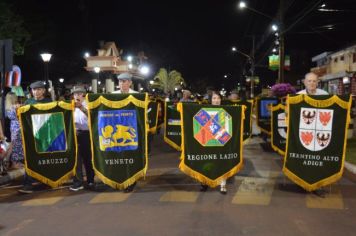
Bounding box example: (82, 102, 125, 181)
(0, 1, 31, 55)
(153, 68, 185, 94)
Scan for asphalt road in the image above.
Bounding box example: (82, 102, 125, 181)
(0, 134, 356, 236)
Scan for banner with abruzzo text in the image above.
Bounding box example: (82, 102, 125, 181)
(18, 102, 77, 188)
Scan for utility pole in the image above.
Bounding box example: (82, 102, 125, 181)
(278, 0, 285, 83)
(250, 35, 255, 98)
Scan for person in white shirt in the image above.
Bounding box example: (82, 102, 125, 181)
(112, 73, 138, 192)
(297, 72, 329, 95)
(69, 86, 95, 191)
(112, 73, 138, 94)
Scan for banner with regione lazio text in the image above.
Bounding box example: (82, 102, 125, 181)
(87, 93, 148, 190)
(256, 97, 280, 134)
(178, 103, 245, 187)
(18, 101, 77, 187)
(283, 95, 352, 191)
(164, 101, 182, 151)
(271, 104, 287, 155)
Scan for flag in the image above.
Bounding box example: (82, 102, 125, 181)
(256, 97, 280, 135)
(271, 104, 287, 155)
(178, 103, 245, 187)
(283, 94, 352, 191)
(18, 101, 77, 187)
(164, 101, 182, 151)
(87, 93, 148, 190)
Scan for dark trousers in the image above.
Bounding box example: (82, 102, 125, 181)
(73, 130, 94, 185)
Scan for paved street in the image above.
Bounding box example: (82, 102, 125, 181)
(1, 134, 356, 236)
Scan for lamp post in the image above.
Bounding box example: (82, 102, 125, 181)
(238, 1, 285, 83)
(40, 53, 52, 88)
(232, 42, 255, 98)
(93, 66, 100, 93)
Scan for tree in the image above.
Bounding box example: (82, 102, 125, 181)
(153, 68, 185, 94)
(0, 1, 31, 55)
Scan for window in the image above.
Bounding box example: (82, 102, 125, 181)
(334, 57, 338, 63)
(340, 55, 344, 61)
(353, 53, 356, 63)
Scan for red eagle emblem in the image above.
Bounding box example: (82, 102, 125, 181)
(301, 131, 313, 146)
(319, 112, 331, 126)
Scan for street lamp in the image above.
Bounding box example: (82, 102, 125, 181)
(140, 65, 150, 75)
(84, 52, 90, 58)
(237, 1, 285, 83)
(59, 78, 64, 83)
(231, 46, 255, 98)
(92, 66, 100, 93)
(40, 53, 52, 88)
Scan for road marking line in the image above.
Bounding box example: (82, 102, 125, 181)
(22, 196, 63, 206)
(159, 191, 199, 202)
(89, 192, 131, 204)
(306, 187, 344, 209)
(232, 177, 275, 205)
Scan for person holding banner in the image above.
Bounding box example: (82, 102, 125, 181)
(200, 91, 228, 194)
(297, 72, 328, 95)
(112, 72, 139, 192)
(69, 86, 95, 191)
(296, 73, 329, 197)
(19, 81, 52, 193)
(112, 73, 138, 94)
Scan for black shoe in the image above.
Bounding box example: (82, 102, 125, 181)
(69, 183, 84, 192)
(18, 185, 34, 194)
(124, 182, 136, 193)
(200, 184, 208, 192)
(87, 182, 96, 191)
(312, 189, 326, 198)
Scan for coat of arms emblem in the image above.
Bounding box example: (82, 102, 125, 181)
(299, 108, 333, 151)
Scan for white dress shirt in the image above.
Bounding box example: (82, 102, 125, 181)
(74, 100, 89, 131)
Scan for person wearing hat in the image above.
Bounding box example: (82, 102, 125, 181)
(19, 81, 52, 193)
(112, 73, 138, 94)
(24, 81, 52, 105)
(112, 73, 138, 192)
(69, 86, 95, 191)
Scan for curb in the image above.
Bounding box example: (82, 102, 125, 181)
(0, 168, 24, 186)
(344, 161, 356, 183)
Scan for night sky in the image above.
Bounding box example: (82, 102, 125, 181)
(8, 0, 356, 92)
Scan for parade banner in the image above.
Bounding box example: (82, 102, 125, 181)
(164, 101, 182, 151)
(283, 95, 351, 191)
(148, 100, 159, 134)
(18, 102, 77, 187)
(178, 103, 245, 187)
(156, 98, 165, 129)
(223, 99, 253, 141)
(87, 94, 148, 189)
(271, 104, 287, 155)
(256, 97, 279, 134)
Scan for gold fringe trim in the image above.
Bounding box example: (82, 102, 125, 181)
(282, 166, 343, 192)
(164, 136, 182, 151)
(24, 167, 75, 188)
(88, 95, 146, 109)
(18, 101, 73, 114)
(179, 103, 244, 188)
(271, 104, 286, 156)
(288, 94, 350, 109)
(283, 95, 352, 191)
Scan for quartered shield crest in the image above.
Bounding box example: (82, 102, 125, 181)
(299, 108, 333, 151)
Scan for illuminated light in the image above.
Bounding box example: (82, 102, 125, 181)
(40, 53, 52, 62)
